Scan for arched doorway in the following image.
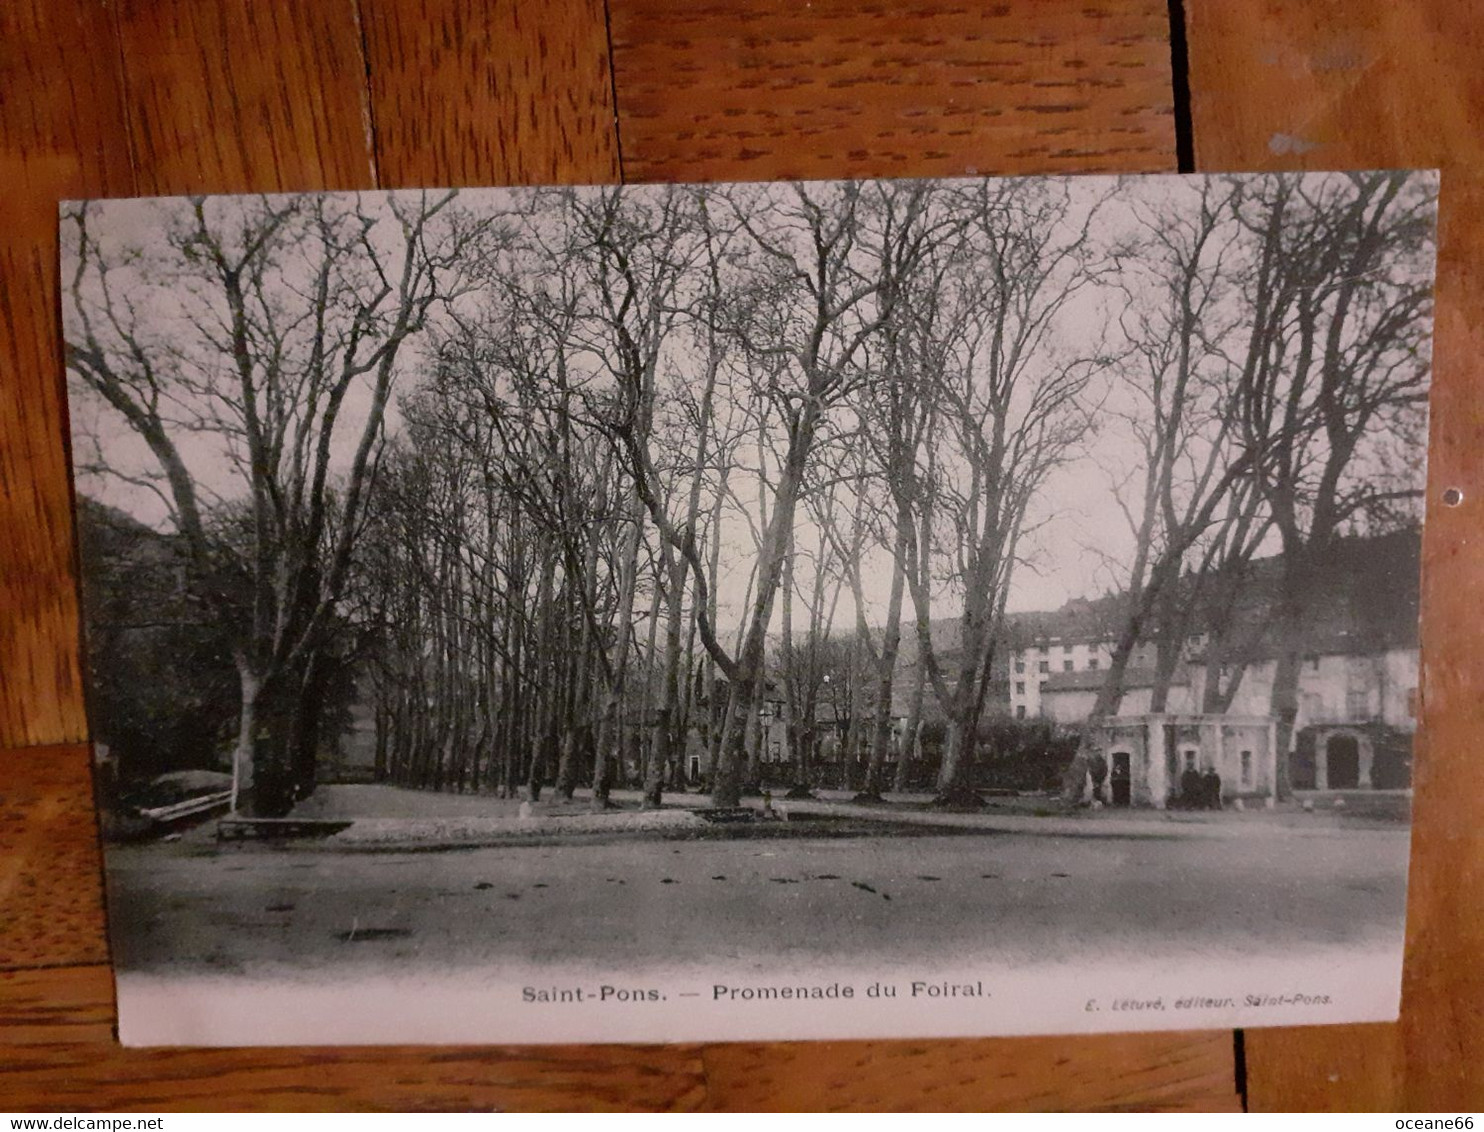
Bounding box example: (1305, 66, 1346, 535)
(1325, 734, 1360, 790)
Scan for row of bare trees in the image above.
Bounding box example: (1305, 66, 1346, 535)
(1063, 172, 1434, 795)
(65, 172, 1434, 815)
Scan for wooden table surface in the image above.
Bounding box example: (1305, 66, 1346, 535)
(2, 0, 1480, 1112)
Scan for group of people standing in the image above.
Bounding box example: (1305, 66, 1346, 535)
(1178, 766, 1224, 810)
(1081, 748, 1225, 810)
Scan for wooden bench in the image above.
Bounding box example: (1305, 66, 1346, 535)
(137, 790, 233, 826)
(216, 817, 354, 842)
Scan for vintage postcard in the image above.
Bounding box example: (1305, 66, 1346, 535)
(63, 171, 1435, 1045)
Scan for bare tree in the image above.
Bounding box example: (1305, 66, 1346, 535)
(1065, 180, 1255, 797)
(1233, 171, 1435, 795)
(65, 192, 487, 814)
(616, 182, 918, 807)
(893, 180, 1103, 807)
(815, 434, 906, 801)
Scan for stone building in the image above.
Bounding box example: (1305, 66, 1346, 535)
(1084, 713, 1278, 808)
(1038, 528, 1420, 801)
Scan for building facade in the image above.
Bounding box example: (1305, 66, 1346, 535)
(1027, 528, 1420, 801)
(1085, 713, 1278, 808)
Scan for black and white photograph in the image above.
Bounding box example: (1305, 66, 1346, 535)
(62, 170, 1437, 1045)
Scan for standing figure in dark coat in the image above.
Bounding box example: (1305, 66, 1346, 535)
(1179, 766, 1203, 809)
(1201, 767, 1222, 810)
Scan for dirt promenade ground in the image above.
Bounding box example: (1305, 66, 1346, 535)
(106, 785, 1410, 980)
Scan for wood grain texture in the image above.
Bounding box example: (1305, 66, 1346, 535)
(1242, 1024, 1401, 1113)
(610, 0, 1177, 184)
(0, 0, 135, 750)
(700, 1033, 1240, 1112)
(113, 0, 377, 195)
(0, 965, 114, 1046)
(1186, 0, 1484, 1113)
(0, 1043, 708, 1113)
(360, 0, 620, 187)
(0, 745, 107, 970)
(1185, 1, 1484, 173)
(1402, 169, 1484, 1115)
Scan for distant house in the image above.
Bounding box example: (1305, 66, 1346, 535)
(1037, 528, 1420, 796)
(695, 529, 1420, 800)
(1039, 666, 1188, 724)
(682, 679, 790, 785)
(1002, 598, 1145, 720)
(1188, 532, 1419, 792)
(1084, 713, 1278, 808)
(892, 599, 1148, 723)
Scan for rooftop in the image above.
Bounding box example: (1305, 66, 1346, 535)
(1040, 666, 1185, 694)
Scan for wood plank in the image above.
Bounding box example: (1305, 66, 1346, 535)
(0, 745, 108, 970)
(610, 0, 1177, 183)
(1186, 1, 1484, 173)
(0, 1042, 707, 1112)
(1402, 170, 1484, 1115)
(1185, 0, 1484, 1113)
(0, 965, 114, 1045)
(701, 1032, 1240, 1112)
(0, 0, 136, 750)
(113, 0, 377, 195)
(359, 0, 620, 187)
(1242, 1024, 1401, 1113)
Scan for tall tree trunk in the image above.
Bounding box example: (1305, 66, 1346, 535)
(593, 501, 644, 808)
(713, 691, 749, 807)
(287, 653, 324, 804)
(895, 659, 926, 792)
(858, 536, 906, 801)
(744, 679, 765, 791)
(230, 663, 261, 813)
(553, 583, 588, 800)
(780, 546, 803, 793)
(702, 478, 728, 784)
(646, 549, 688, 808)
(933, 597, 1003, 807)
(1067, 548, 1184, 802)
(634, 573, 662, 804)
(1148, 581, 1186, 715)
(1267, 541, 1313, 800)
